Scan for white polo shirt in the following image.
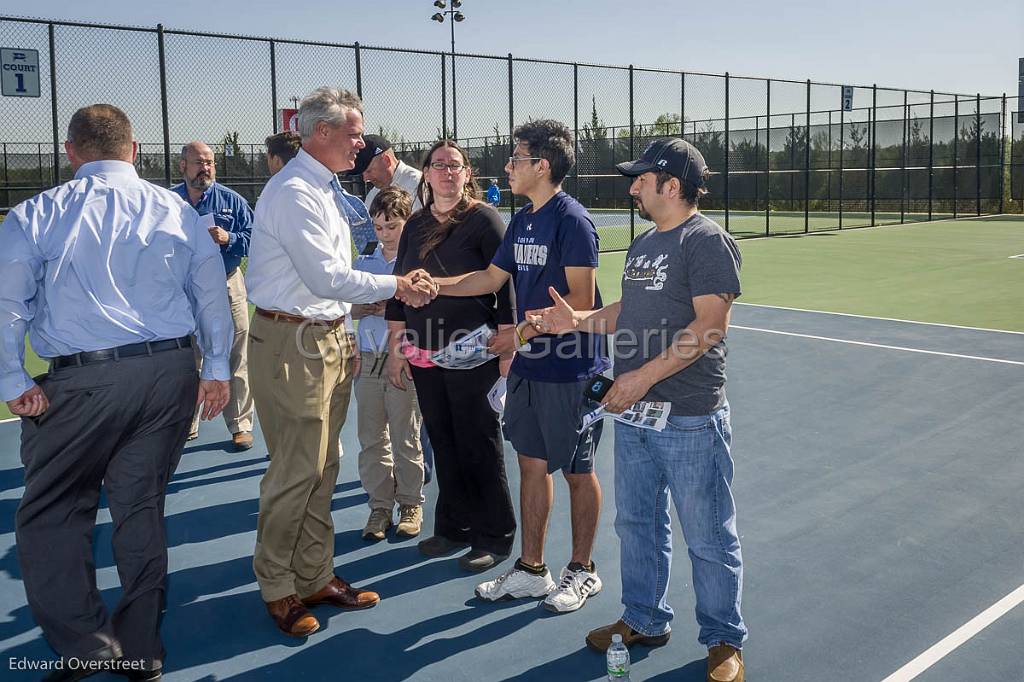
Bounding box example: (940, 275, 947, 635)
(246, 148, 397, 320)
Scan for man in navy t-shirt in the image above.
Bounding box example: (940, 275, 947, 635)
(435, 120, 608, 613)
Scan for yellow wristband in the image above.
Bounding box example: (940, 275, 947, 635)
(515, 322, 530, 348)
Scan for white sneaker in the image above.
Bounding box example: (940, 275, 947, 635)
(475, 564, 555, 601)
(543, 564, 602, 613)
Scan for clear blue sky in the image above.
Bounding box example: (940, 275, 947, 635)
(2, 1, 1021, 146)
(16, 0, 1021, 96)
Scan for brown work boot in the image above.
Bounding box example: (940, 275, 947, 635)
(585, 619, 671, 653)
(362, 508, 392, 541)
(265, 595, 320, 637)
(707, 644, 744, 682)
(396, 505, 423, 537)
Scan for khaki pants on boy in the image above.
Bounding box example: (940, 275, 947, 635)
(355, 350, 425, 512)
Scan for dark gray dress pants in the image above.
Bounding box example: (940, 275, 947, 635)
(15, 347, 197, 666)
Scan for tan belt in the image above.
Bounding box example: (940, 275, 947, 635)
(255, 307, 346, 329)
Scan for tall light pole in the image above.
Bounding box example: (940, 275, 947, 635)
(431, 0, 465, 139)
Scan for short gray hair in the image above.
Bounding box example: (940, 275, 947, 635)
(297, 87, 363, 139)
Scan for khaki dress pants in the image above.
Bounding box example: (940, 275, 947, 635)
(248, 314, 355, 602)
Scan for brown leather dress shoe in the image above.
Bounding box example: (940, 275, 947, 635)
(232, 431, 254, 451)
(585, 619, 671, 653)
(707, 643, 744, 682)
(265, 595, 320, 637)
(301, 576, 380, 610)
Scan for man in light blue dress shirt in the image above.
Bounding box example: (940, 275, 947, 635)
(0, 104, 232, 680)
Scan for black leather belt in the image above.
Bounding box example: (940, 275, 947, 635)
(50, 336, 193, 370)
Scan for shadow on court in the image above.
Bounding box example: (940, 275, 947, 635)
(0, 305, 1021, 680)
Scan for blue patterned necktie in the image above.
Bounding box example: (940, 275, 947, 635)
(330, 176, 374, 253)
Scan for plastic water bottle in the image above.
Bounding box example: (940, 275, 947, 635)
(606, 633, 630, 680)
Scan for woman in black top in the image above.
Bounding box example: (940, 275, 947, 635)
(384, 140, 517, 571)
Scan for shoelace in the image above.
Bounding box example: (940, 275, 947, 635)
(491, 568, 519, 586)
(558, 570, 594, 597)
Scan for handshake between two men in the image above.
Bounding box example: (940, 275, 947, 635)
(393, 269, 439, 308)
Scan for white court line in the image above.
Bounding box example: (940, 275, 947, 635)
(0, 417, 18, 424)
(735, 302, 1024, 336)
(730, 325, 1024, 366)
(880, 584, 1024, 682)
(1010, 254, 1024, 259)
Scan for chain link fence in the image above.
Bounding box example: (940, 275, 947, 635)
(0, 15, 1016, 250)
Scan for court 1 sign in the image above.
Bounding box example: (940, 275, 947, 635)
(1, 48, 40, 97)
(841, 85, 853, 112)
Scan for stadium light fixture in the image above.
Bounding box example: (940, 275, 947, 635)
(429, 0, 466, 139)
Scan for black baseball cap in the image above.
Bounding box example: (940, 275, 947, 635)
(348, 134, 391, 176)
(615, 138, 707, 188)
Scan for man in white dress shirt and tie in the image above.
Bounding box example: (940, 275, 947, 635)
(245, 87, 436, 638)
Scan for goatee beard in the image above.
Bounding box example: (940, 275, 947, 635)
(189, 175, 212, 191)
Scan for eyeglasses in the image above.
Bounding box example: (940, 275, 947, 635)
(508, 156, 541, 166)
(429, 161, 467, 172)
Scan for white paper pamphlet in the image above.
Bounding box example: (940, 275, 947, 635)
(430, 324, 497, 370)
(487, 376, 507, 413)
(578, 400, 671, 434)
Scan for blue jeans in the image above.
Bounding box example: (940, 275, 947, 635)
(614, 404, 747, 649)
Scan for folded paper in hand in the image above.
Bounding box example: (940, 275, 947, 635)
(578, 401, 671, 433)
(487, 376, 507, 413)
(430, 324, 497, 370)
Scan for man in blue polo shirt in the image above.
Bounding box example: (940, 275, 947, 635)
(436, 119, 609, 613)
(173, 141, 255, 451)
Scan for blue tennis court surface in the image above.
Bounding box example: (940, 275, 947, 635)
(0, 304, 1020, 681)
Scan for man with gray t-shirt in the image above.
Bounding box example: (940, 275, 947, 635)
(526, 139, 747, 682)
